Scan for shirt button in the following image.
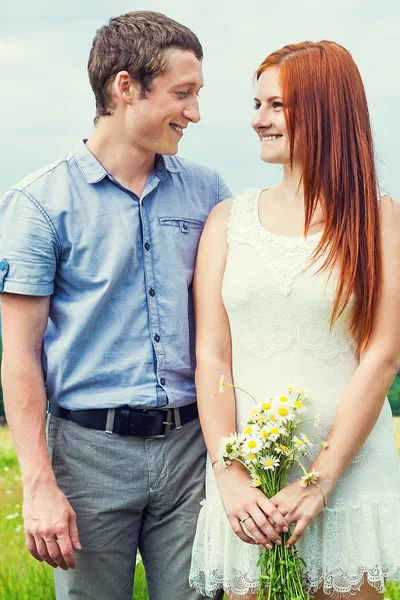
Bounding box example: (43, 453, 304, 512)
(154, 334, 160, 343)
(144, 242, 150, 251)
(160, 378, 166, 386)
(149, 288, 155, 297)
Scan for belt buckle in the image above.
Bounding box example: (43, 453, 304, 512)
(151, 408, 172, 439)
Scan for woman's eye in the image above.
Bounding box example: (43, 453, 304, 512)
(272, 101, 283, 109)
(254, 103, 261, 111)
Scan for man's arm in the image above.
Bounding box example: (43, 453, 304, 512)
(1, 292, 81, 569)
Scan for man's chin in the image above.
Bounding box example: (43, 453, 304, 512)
(159, 145, 179, 157)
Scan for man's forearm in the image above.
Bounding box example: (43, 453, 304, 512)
(2, 354, 55, 489)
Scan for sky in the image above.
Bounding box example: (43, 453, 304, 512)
(0, 0, 399, 198)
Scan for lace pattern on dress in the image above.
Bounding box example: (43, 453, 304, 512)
(189, 497, 400, 598)
(227, 188, 324, 296)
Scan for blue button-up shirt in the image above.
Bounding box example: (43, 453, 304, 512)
(0, 141, 231, 410)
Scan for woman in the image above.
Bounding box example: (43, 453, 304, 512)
(189, 41, 400, 600)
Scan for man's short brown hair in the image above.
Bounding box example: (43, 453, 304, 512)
(88, 11, 203, 121)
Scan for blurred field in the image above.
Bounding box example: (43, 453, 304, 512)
(393, 416, 400, 449)
(1, 420, 399, 600)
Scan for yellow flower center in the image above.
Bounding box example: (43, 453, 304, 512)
(256, 416, 266, 423)
(270, 427, 280, 435)
(254, 479, 261, 486)
(248, 440, 257, 449)
(262, 402, 272, 410)
(264, 460, 274, 467)
(295, 439, 303, 446)
(244, 427, 253, 435)
(261, 430, 269, 439)
(277, 407, 289, 417)
(279, 396, 288, 403)
(248, 454, 256, 460)
(270, 414, 277, 422)
(288, 387, 296, 392)
(279, 445, 289, 452)
(293, 401, 303, 409)
(251, 409, 258, 415)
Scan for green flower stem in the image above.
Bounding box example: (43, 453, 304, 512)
(222, 382, 258, 404)
(293, 454, 309, 476)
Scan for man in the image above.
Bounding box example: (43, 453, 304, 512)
(0, 11, 230, 600)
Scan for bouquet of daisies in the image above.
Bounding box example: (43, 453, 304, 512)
(218, 377, 328, 600)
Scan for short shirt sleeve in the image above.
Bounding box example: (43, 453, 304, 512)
(216, 172, 232, 205)
(0, 188, 59, 296)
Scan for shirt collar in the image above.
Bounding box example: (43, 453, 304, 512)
(73, 140, 180, 185)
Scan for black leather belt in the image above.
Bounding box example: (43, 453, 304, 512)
(48, 402, 198, 438)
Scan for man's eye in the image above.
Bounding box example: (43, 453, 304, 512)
(176, 91, 188, 98)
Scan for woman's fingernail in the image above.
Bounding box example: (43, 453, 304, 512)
(266, 543, 273, 550)
(283, 527, 289, 532)
(276, 538, 282, 545)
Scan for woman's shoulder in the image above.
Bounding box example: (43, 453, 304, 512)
(379, 195, 400, 235)
(205, 188, 261, 239)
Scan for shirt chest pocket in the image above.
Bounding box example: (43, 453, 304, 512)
(158, 217, 205, 283)
(158, 217, 204, 234)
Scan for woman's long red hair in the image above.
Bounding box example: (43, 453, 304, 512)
(256, 41, 382, 351)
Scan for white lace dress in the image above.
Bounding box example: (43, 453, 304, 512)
(189, 188, 400, 598)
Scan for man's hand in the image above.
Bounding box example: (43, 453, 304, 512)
(214, 462, 289, 548)
(23, 480, 81, 570)
(270, 480, 326, 548)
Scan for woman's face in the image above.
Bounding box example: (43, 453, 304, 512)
(251, 67, 297, 168)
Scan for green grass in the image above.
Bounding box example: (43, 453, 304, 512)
(1, 422, 399, 600)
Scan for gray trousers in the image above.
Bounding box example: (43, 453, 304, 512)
(47, 413, 223, 600)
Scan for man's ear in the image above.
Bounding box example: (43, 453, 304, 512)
(113, 71, 140, 105)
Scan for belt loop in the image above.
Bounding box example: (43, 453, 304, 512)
(173, 408, 182, 430)
(105, 409, 115, 435)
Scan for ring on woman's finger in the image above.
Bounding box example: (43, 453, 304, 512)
(240, 516, 252, 524)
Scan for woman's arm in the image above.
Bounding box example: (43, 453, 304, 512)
(194, 200, 289, 548)
(272, 196, 400, 547)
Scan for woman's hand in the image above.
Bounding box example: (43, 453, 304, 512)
(270, 480, 327, 548)
(214, 462, 289, 548)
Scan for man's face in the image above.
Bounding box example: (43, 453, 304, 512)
(130, 49, 203, 156)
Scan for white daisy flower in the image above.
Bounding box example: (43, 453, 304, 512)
(262, 456, 280, 470)
(242, 437, 262, 455)
(273, 404, 295, 424)
(268, 426, 286, 442)
(292, 399, 307, 414)
(301, 434, 313, 447)
(219, 434, 239, 465)
(299, 469, 320, 487)
(293, 436, 305, 449)
(249, 475, 262, 488)
(276, 444, 292, 456)
(243, 426, 254, 436)
(245, 453, 258, 464)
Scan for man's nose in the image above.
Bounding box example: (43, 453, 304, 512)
(183, 97, 200, 124)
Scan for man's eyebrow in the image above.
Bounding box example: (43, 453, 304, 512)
(171, 81, 204, 89)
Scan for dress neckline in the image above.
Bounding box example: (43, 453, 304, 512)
(252, 187, 324, 243)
